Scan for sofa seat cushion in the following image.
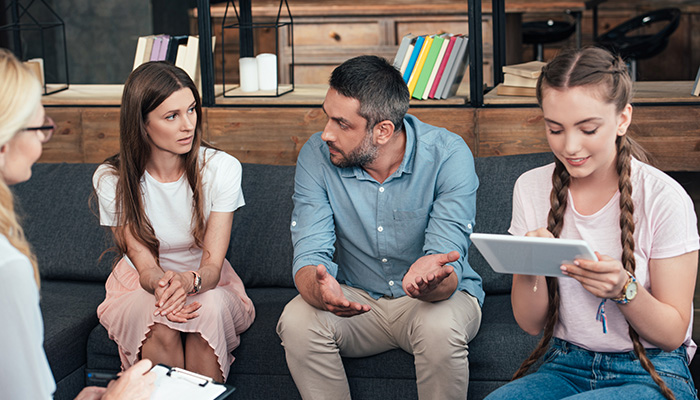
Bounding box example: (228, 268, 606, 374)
(41, 281, 105, 382)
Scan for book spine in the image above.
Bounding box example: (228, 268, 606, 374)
(413, 36, 444, 99)
(407, 35, 433, 96)
(402, 36, 425, 83)
(429, 35, 457, 99)
(423, 36, 450, 100)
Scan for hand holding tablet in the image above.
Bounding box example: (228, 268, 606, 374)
(470, 233, 597, 277)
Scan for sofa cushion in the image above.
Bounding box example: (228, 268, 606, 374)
(12, 163, 114, 282)
(41, 281, 105, 382)
(471, 152, 554, 294)
(229, 164, 296, 288)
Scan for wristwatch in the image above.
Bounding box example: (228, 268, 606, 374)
(611, 270, 637, 305)
(189, 271, 202, 295)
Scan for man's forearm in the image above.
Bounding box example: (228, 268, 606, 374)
(295, 265, 325, 310)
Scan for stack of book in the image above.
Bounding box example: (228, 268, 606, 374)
(496, 61, 546, 97)
(132, 34, 215, 92)
(392, 33, 470, 100)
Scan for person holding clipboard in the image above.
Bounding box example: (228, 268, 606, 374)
(485, 47, 699, 400)
(0, 49, 155, 400)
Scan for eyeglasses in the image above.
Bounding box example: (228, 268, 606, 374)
(23, 115, 55, 143)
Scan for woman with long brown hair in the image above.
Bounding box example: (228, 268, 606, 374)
(93, 61, 255, 383)
(486, 47, 699, 400)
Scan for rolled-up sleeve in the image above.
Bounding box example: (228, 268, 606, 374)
(291, 137, 338, 284)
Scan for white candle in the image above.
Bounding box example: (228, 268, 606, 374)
(256, 53, 277, 91)
(239, 57, 259, 92)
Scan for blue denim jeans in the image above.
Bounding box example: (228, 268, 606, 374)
(485, 338, 698, 400)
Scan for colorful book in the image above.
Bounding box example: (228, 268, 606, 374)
(435, 35, 463, 99)
(399, 42, 415, 76)
(407, 35, 433, 96)
(157, 35, 170, 61)
(423, 35, 450, 99)
(402, 35, 425, 83)
(412, 35, 444, 99)
(150, 36, 163, 61)
(429, 35, 458, 99)
(393, 33, 415, 70)
(440, 36, 469, 99)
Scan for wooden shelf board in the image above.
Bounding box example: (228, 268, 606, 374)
(484, 81, 700, 105)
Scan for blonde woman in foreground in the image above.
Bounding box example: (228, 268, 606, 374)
(0, 48, 155, 400)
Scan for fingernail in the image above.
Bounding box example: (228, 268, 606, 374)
(573, 260, 580, 266)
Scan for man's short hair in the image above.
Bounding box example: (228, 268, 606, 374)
(330, 55, 410, 133)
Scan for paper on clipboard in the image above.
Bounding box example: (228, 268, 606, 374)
(150, 364, 235, 400)
(470, 233, 597, 277)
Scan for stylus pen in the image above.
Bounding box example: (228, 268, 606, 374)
(87, 371, 119, 383)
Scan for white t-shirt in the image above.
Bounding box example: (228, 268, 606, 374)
(510, 158, 700, 357)
(93, 147, 245, 272)
(0, 234, 56, 399)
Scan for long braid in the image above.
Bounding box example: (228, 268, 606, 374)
(617, 137, 675, 400)
(512, 161, 569, 380)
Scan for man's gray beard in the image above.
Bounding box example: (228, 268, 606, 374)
(331, 132, 378, 169)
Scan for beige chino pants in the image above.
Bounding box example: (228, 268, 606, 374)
(276, 285, 482, 400)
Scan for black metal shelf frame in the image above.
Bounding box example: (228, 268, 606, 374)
(196, 0, 503, 108)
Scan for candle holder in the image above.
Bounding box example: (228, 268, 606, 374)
(221, 0, 294, 97)
(0, 0, 69, 95)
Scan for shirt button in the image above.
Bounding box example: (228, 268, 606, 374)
(291, 221, 297, 227)
(467, 223, 472, 229)
(379, 187, 385, 193)
(389, 280, 394, 286)
(382, 258, 388, 263)
(377, 226, 384, 232)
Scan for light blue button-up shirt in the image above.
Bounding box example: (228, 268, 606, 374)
(291, 114, 484, 305)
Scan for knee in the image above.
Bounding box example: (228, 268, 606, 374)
(277, 296, 333, 349)
(410, 308, 471, 360)
(146, 323, 181, 349)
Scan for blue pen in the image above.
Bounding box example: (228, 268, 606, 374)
(87, 371, 119, 383)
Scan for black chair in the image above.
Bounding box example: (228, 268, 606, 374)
(596, 8, 681, 80)
(523, 19, 576, 61)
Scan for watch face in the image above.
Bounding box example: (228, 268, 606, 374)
(626, 281, 638, 300)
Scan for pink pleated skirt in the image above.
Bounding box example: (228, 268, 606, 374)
(97, 258, 255, 381)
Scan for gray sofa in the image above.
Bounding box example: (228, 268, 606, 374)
(13, 151, 557, 400)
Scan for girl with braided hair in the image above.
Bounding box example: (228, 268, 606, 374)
(485, 47, 699, 400)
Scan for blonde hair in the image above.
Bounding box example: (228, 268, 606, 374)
(0, 48, 43, 287)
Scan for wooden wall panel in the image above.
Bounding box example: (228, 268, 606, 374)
(409, 108, 477, 153)
(41, 109, 83, 163)
(628, 106, 700, 171)
(476, 108, 548, 157)
(82, 108, 121, 163)
(206, 107, 327, 165)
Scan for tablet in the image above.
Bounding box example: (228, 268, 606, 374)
(470, 233, 597, 277)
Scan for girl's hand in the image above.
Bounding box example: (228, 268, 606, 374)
(165, 301, 202, 323)
(525, 227, 554, 239)
(153, 271, 192, 317)
(560, 252, 628, 299)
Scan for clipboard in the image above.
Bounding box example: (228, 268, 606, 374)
(151, 364, 235, 400)
(470, 232, 597, 277)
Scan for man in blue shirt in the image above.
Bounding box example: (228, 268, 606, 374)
(276, 55, 484, 400)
